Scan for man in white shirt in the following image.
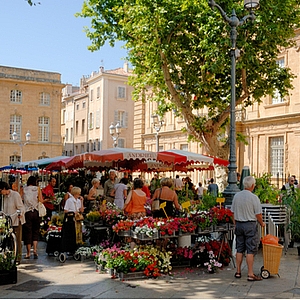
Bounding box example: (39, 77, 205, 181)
(174, 175, 183, 193)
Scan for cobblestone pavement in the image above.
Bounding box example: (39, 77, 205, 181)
(0, 241, 300, 299)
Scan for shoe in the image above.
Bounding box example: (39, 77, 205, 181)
(247, 274, 262, 281)
(33, 253, 38, 259)
(234, 272, 241, 278)
(16, 261, 21, 265)
(24, 255, 30, 259)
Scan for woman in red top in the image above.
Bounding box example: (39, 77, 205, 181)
(123, 178, 147, 220)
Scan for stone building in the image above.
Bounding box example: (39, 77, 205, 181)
(0, 65, 64, 167)
(238, 29, 300, 186)
(62, 63, 134, 155)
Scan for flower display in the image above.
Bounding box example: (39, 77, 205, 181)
(100, 203, 124, 226)
(210, 207, 233, 224)
(86, 211, 101, 222)
(191, 211, 212, 230)
(155, 218, 180, 236)
(112, 220, 134, 233)
(53, 192, 65, 205)
(204, 250, 222, 273)
(177, 217, 197, 233)
(0, 251, 16, 271)
(95, 245, 172, 276)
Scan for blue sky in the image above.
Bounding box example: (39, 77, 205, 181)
(0, 0, 128, 86)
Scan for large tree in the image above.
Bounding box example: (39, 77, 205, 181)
(78, 0, 300, 158)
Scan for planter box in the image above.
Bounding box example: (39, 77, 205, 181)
(214, 224, 228, 231)
(84, 220, 103, 227)
(0, 267, 17, 285)
(171, 259, 191, 268)
(160, 230, 177, 238)
(118, 230, 131, 237)
(197, 226, 214, 234)
(118, 271, 148, 281)
(136, 231, 160, 240)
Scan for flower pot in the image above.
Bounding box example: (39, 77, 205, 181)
(0, 267, 17, 285)
(118, 230, 131, 237)
(178, 235, 192, 248)
(118, 271, 148, 281)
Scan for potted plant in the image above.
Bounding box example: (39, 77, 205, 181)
(281, 189, 300, 251)
(253, 173, 280, 205)
(0, 251, 17, 285)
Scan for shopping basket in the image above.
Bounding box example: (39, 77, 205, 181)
(260, 230, 284, 279)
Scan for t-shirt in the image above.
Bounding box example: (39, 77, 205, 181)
(231, 190, 262, 222)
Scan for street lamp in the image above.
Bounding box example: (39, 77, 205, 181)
(11, 130, 31, 163)
(208, 0, 260, 205)
(151, 114, 164, 152)
(109, 122, 121, 148)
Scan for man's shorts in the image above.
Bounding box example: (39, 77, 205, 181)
(235, 221, 258, 254)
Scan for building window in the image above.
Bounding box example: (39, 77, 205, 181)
(76, 103, 79, 110)
(10, 115, 22, 140)
(81, 145, 85, 153)
(272, 58, 285, 104)
(39, 92, 50, 106)
(9, 155, 21, 164)
(75, 121, 79, 136)
(180, 144, 188, 151)
(10, 90, 22, 103)
(117, 86, 126, 99)
(90, 89, 94, 101)
(117, 138, 125, 148)
(65, 128, 68, 142)
(97, 86, 100, 99)
(96, 110, 100, 128)
(38, 116, 49, 142)
(89, 112, 94, 129)
(62, 110, 66, 124)
(114, 110, 128, 128)
(81, 119, 85, 134)
(270, 136, 284, 177)
(82, 101, 86, 109)
(70, 128, 73, 141)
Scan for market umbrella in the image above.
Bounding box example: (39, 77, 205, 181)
(67, 148, 177, 171)
(16, 156, 70, 169)
(45, 156, 84, 171)
(159, 149, 214, 166)
(239, 166, 251, 190)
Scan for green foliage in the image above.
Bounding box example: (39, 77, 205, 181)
(281, 189, 300, 241)
(78, 0, 300, 157)
(0, 252, 16, 271)
(253, 173, 280, 205)
(201, 193, 217, 210)
(177, 188, 195, 204)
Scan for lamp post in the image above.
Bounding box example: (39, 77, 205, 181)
(109, 122, 121, 148)
(151, 115, 164, 152)
(208, 0, 260, 205)
(11, 130, 31, 163)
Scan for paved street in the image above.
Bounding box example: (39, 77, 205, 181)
(1, 241, 300, 299)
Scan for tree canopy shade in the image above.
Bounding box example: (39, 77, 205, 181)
(78, 0, 300, 157)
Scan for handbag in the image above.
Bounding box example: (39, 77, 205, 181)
(75, 212, 84, 221)
(151, 188, 162, 211)
(38, 202, 47, 217)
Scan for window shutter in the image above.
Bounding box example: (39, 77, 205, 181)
(125, 112, 128, 128)
(114, 110, 119, 123)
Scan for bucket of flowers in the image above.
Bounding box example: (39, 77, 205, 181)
(177, 217, 197, 235)
(204, 250, 222, 273)
(132, 217, 159, 240)
(193, 211, 213, 233)
(210, 207, 233, 231)
(155, 218, 180, 237)
(100, 203, 124, 226)
(112, 219, 134, 237)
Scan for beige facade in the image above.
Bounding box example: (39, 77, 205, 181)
(134, 97, 214, 186)
(62, 64, 134, 155)
(0, 66, 64, 167)
(238, 31, 300, 184)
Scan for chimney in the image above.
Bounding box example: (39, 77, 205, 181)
(123, 61, 129, 73)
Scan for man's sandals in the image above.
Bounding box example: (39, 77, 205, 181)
(234, 272, 241, 278)
(247, 274, 262, 281)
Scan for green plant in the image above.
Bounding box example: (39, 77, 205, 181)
(253, 173, 280, 205)
(0, 251, 16, 271)
(177, 188, 195, 205)
(201, 193, 217, 210)
(281, 189, 300, 241)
